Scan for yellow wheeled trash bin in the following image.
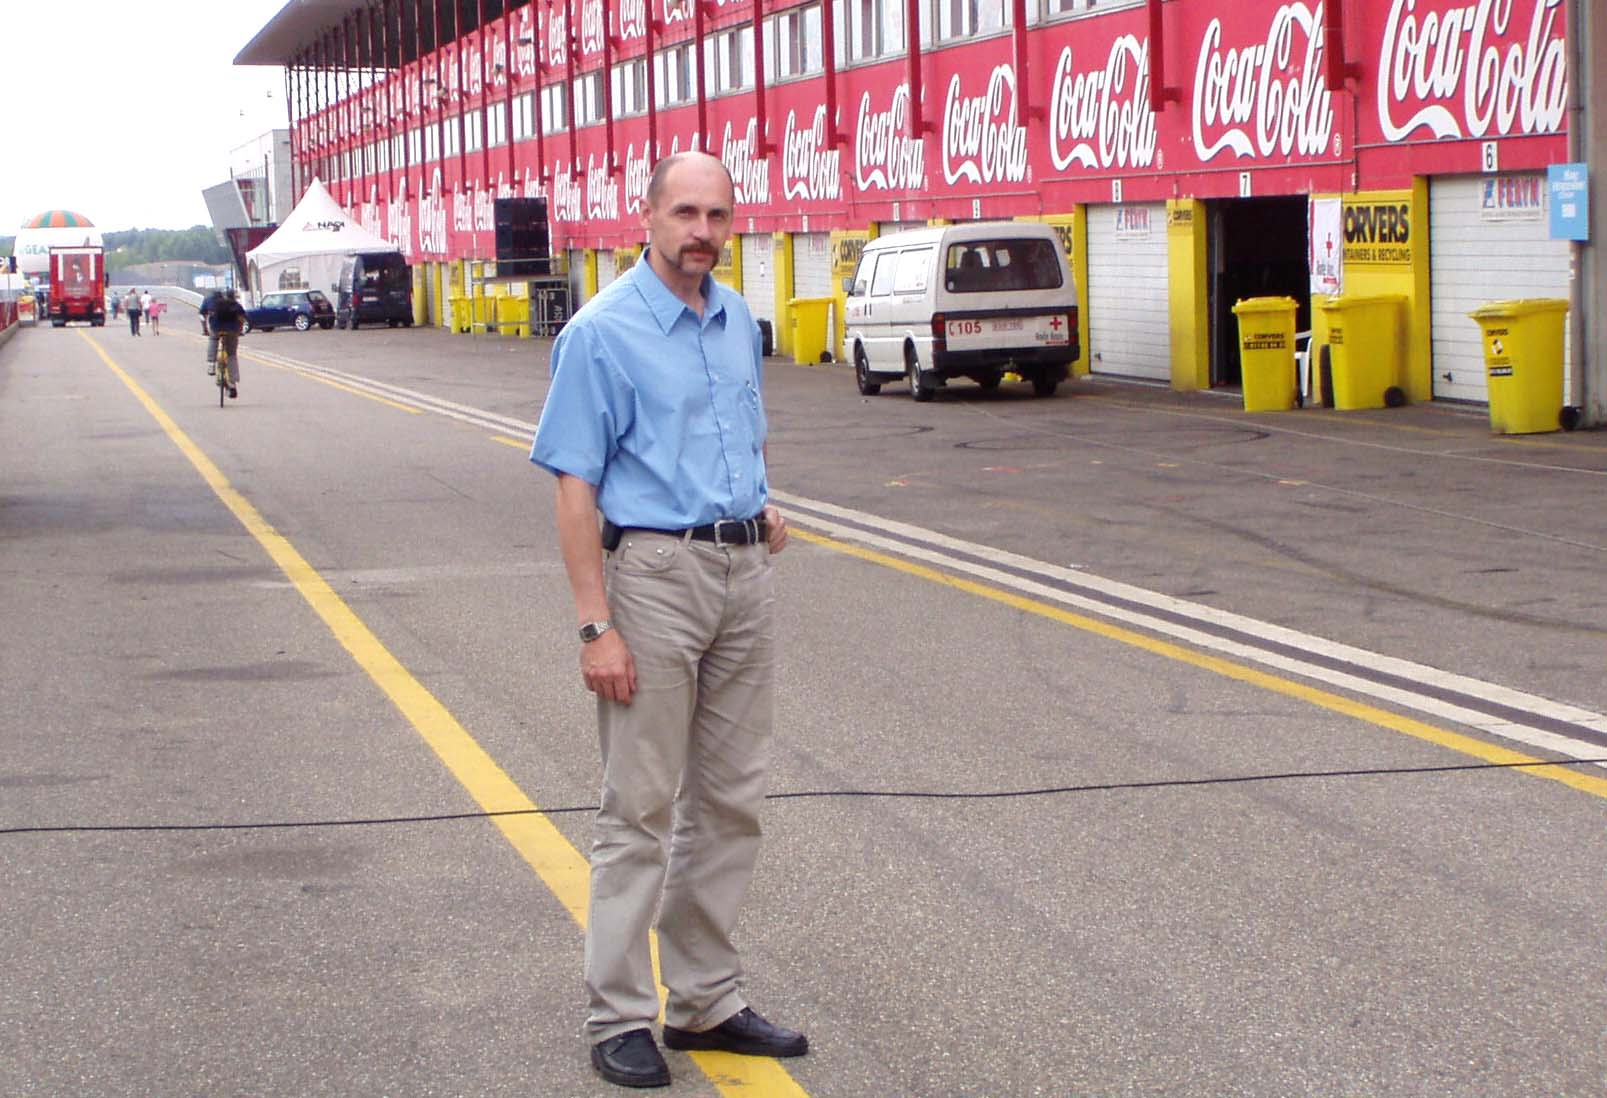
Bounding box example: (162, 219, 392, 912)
(789, 297, 834, 364)
(1315, 294, 1407, 410)
(1231, 296, 1299, 412)
(1467, 299, 1570, 435)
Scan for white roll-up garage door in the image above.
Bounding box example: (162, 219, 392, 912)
(793, 232, 834, 297)
(1429, 175, 1572, 404)
(568, 249, 590, 307)
(739, 234, 775, 324)
(596, 249, 618, 291)
(1086, 204, 1170, 381)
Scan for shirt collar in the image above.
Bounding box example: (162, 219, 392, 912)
(633, 252, 728, 334)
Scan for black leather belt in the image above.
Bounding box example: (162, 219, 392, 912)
(602, 517, 767, 551)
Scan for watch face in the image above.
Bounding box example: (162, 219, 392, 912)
(580, 621, 611, 642)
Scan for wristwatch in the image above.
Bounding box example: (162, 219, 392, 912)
(578, 620, 614, 643)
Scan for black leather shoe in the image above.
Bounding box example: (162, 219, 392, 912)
(590, 1029, 670, 1088)
(662, 1007, 808, 1058)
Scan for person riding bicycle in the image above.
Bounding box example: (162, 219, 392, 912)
(200, 287, 224, 371)
(208, 288, 247, 400)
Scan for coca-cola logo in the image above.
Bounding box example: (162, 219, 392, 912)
(618, 0, 648, 41)
(855, 86, 927, 192)
(580, 0, 604, 56)
(586, 157, 621, 220)
(1049, 37, 1158, 172)
(546, 7, 568, 67)
(721, 119, 772, 204)
(1377, 0, 1567, 141)
(552, 171, 584, 222)
(389, 181, 414, 256)
(941, 65, 1029, 186)
(623, 143, 652, 214)
(514, 8, 537, 76)
(782, 106, 842, 202)
(661, 0, 692, 25)
(419, 170, 449, 255)
(1191, 4, 1333, 162)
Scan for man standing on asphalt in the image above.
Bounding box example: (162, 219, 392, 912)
(124, 288, 142, 335)
(530, 150, 806, 1090)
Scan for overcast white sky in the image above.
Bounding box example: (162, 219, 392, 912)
(1, 0, 297, 234)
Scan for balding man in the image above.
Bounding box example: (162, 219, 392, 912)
(531, 151, 804, 1088)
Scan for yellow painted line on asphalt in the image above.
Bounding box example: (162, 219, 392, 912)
(84, 331, 809, 1098)
(791, 526, 1607, 803)
(253, 354, 425, 414)
(490, 434, 533, 449)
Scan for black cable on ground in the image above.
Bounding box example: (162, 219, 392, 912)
(2, 755, 1603, 837)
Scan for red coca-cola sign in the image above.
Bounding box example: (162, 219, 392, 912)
(304, 0, 1569, 257)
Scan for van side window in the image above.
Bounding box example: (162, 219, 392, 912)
(944, 239, 1064, 292)
(849, 255, 873, 296)
(891, 247, 932, 294)
(869, 252, 899, 296)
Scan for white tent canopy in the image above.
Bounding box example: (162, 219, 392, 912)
(244, 178, 399, 301)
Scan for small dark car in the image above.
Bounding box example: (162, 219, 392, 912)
(242, 290, 335, 333)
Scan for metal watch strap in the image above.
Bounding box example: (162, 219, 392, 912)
(578, 620, 613, 643)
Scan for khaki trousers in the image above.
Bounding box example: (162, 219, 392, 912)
(585, 531, 776, 1043)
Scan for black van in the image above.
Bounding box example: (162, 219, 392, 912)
(336, 252, 413, 329)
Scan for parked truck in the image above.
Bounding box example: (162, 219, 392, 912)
(48, 246, 105, 327)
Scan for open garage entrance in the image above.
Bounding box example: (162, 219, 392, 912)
(1208, 197, 1311, 388)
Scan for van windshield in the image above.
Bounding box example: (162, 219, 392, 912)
(943, 239, 1064, 293)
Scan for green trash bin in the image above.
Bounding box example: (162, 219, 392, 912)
(789, 297, 834, 364)
(1315, 294, 1407, 410)
(1231, 296, 1298, 412)
(1467, 299, 1569, 435)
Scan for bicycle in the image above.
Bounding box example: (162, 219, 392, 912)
(214, 332, 239, 405)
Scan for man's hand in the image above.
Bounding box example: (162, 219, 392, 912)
(764, 505, 788, 555)
(581, 629, 637, 705)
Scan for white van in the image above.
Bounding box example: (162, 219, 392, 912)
(843, 222, 1079, 401)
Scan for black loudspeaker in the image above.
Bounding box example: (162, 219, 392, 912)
(495, 197, 550, 276)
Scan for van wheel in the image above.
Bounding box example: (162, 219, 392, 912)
(1032, 375, 1059, 398)
(906, 348, 935, 403)
(855, 347, 881, 396)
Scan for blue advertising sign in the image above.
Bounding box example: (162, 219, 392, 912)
(1548, 163, 1589, 241)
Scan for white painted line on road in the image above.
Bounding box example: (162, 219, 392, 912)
(774, 490, 1607, 769)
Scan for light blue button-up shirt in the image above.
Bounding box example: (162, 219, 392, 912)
(530, 256, 769, 528)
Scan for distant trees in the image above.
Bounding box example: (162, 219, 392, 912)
(103, 227, 231, 270)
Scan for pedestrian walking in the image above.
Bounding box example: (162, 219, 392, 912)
(124, 289, 142, 335)
(147, 298, 164, 335)
(531, 150, 805, 1091)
